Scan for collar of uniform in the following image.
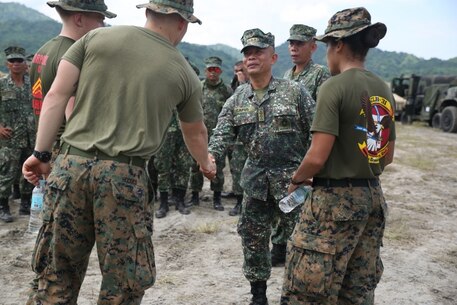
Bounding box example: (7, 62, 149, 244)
(293, 60, 314, 77)
(246, 77, 279, 99)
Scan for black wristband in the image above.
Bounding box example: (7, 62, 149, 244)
(33, 150, 52, 163)
(291, 178, 305, 185)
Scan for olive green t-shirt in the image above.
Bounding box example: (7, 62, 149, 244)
(311, 68, 396, 178)
(61, 26, 203, 159)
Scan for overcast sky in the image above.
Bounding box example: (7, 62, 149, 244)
(8, 0, 457, 60)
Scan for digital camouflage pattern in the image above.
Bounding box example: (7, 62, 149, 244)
(189, 79, 232, 192)
(281, 185, 386, 304)
(208, 77, 315, 281)
(136, 0, 201, 24)
(4, 46, 26, 60)
(204, 56, 222, 69)
(0, 74, 35, 198)
(154, 111, 191, 192)
(47, 0, 116, 18)
(287, 24, 317, 42)
(238, 194, 301, 282)
(209, 77, 314, 202)
(283, 60, 330, 102)
(316, 7, 386, 42)
(227, 141, 247, 195)
(28, 155, 155, 304)
(240, 28, 275, 52)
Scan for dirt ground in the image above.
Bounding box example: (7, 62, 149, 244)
(1, 123, 456, 305)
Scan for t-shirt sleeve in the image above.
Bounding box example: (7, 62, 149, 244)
(61, 33, 89, 70)
(177, 74, 204, 123)
(311, 79, 340, 136)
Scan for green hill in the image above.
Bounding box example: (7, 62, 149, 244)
(2, 2, 456, 83)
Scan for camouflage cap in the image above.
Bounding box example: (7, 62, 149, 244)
(204, 56, 222, 69)
(136, 0, 201, 25)
(240, 28, 275, 53)
(316, 7, 386, 42)
(47, 0, 116, 18)
(4, 46, 26, 60)
(287, 24, 316, 42)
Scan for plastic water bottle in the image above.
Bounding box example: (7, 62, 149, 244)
(27, 180, 45, 234)
(279, 185, 312, 213)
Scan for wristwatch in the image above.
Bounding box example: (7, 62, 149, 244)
(291, 178, 305, 185)
(33, 150, 52, 163)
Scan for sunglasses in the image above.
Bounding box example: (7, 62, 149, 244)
(207, 67, 222, 73)
(7, 58, 24, 63)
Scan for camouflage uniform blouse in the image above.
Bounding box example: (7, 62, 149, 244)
(283, 60, 330, 101)
(202, 79, 233, 137)
(208, 78, 315, 201)
(0, 74, 35, 149)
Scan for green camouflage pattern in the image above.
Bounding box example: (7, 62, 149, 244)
(189, 79, 232, 192)
(154, 111, 191, 191)
(287, 24, 317, 42)
(136, 0, 201, 24)
(240, 28, 275, 52)
(4, 46, 26, 60)
(238, 194, 301, 282)
(28, 155, 155, 304)
(208, 77, 314, 281)
(204, 56, 222, 69)
(227, 142, 247, 195)
(209, 77, 314, 202)
(316, 7, 386, 42)
(0, 74, 35, 198)
(284, 60, 330, 101)
(281, 185, 386, 304)
(47, 0, 116, 18)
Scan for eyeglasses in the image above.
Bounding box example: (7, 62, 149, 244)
(207, 67, 222, 73)
(7, 58, 24, 63)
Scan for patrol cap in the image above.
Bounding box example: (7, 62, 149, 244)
(4, 46, 26, 60)
(287, 24, 317, 42)
(316, 7, 386, 42)
(136, 0, 201, 25)
(47, 0, 116, 18)
(240, 28, 275, 53)
(204, 56, 222, 69)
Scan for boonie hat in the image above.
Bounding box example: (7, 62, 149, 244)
(240, 28, 275, 53)
(316, 7, 386, 42)
(204, 56, 222, 69)
(47, 0, 116, 18)
(4, 46, 26, 60)
(287, 24, 316, 42)
(136, 0, 201, 25)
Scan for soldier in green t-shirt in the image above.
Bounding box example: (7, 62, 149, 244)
(281, 7, 396, 305)
(22, 1, 215, 304)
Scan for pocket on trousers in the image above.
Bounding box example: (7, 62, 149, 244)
(111, 180, 156, 293)
(31, 223, 52, 274)
(284, 233, 336, 297)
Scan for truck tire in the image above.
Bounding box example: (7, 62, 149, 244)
(432, 113, 441, 129)
(400, 112, 412, 125)
(440, 106, 457, 133)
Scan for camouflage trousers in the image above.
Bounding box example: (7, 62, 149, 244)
(154, 131, 191, 192)
(226, 143, 248, 195)
(189, 154, 225, 192)
(238, 192, 300, 282)
(0, 146, 34, 199)
(281, 184, 386, 305)
(28, 154, 155, 305)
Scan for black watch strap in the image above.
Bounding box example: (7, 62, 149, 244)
(33, 150, 52, 163)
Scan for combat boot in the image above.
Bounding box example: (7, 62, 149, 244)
(213, 191, 224, 211)
(0, 197, 13, 223)
(174, 189, 190, 215)
(19, 194, 31, 215)
(249, 281, 268, 305)
(155, 192, 169, 218)
(271, 243, 287, 267)
(12, 184, 21, 200)
(186, 191, 199, 207)
(228, 194, 242, 216)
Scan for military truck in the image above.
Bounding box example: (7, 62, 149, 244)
(425, 85, 457, 133)
(392, 74, 457, 132)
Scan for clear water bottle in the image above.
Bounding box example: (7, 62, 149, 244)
(27, 180, 45, 234)
(279, 185, 312, 213)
